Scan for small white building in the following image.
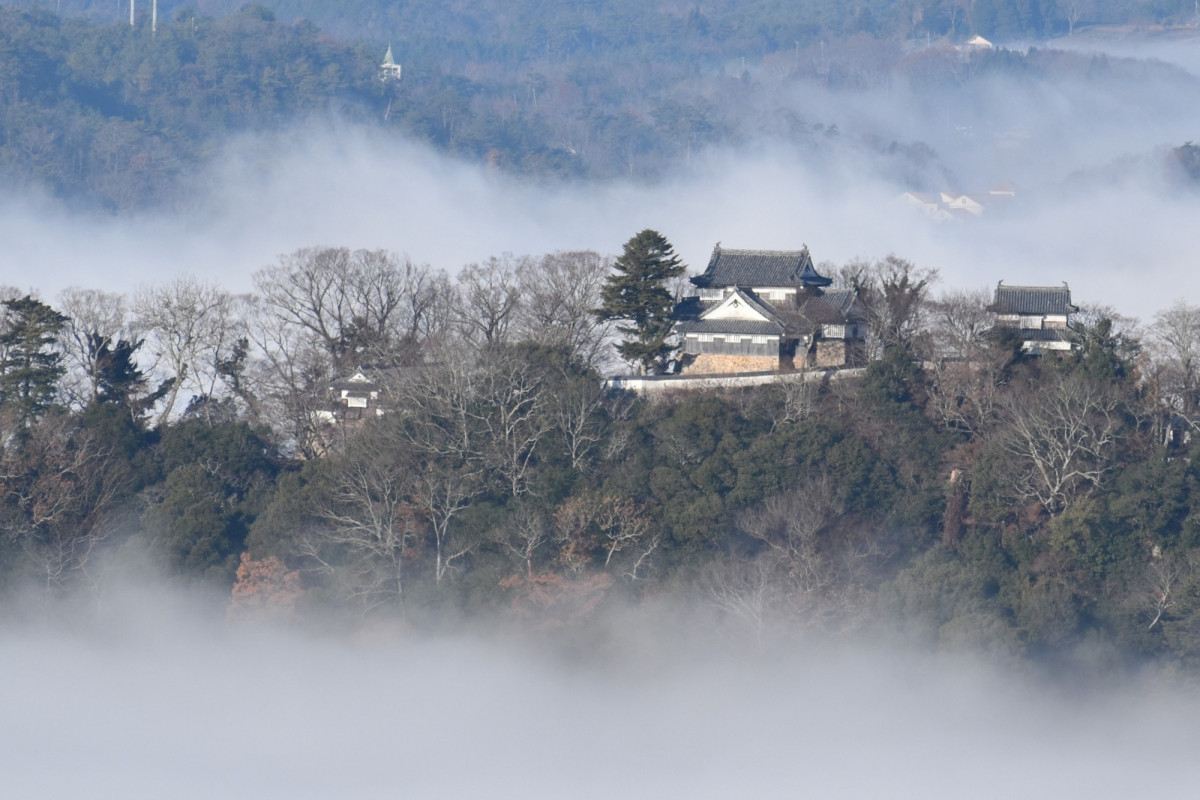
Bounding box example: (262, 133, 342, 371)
(989, 282, 1078, 353)
(330, 370, 383, 419)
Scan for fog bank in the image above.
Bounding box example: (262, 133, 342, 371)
(2, 586, 1199, 799)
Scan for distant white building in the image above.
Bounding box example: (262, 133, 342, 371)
(940, 191, 987, 216)
(898, 191, 951, 221)
(380, 46, 402, 82)
(899, 183, 1017, 222)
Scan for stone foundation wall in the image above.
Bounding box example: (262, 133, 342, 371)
(815, 340, 849, 368)
(686, 353, 780, 374)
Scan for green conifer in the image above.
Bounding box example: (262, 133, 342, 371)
(595, 229, 686, 374)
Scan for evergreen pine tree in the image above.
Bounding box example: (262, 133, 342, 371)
(0, 296, 68, 425)
(595, 229, 686, 374)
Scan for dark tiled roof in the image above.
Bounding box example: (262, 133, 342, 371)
(990, 283, 1076, 316)
(691, 245, 832, 289)
(676, 319, 784, 335)
(794, 288, 859, 326)
(1015, 328, 1075, 342)
(331, 378, 380, 391)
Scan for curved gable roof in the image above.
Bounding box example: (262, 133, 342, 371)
(691, 244, 832, 289)
(700, 287, 778, 323)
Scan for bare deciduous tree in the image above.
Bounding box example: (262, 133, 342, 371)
(553, 492, 658, 579)
(772, 372, 819, 428)
(551, 370, 612, 471)
(133, 276, 243, 426)
(453, 254, 525, 348)
(254, 247, 441, 372)
(738, 479, 842, 596)
(56, 287, 131, 408)
(926, 288, 1008, 435)
(843, 255, 938, 358)
(928, 288, 993, 362)
(0, 414, 127, 591)
(701, 556, 776, 645)
(515, 250, 615, 370)
(309, 431, 423, 604)
(492, 503, 550, 579)
(245, 298, 335, 458)
(1148, 300, 1200, 418)
(390, 360, 488, 584)
(996, 373, 1126, 514)
(1146, 552, 1182, 631)
(472, 350, 552, 497)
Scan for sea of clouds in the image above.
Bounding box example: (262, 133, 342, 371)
(3, 581, 1200, 799)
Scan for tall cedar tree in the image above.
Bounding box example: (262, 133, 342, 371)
(596, 229, 685, 373)
(0, 296, 68, 426)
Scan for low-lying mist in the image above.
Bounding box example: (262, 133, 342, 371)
(3, 579, 1199, 799)
(3, 35, 1199, 323)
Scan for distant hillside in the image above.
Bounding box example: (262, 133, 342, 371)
(1, 1, 1196, 210)
(12, 0, 1200, 56)
(0, 5, 382, 209)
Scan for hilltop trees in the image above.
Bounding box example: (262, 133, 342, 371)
(16, 239, 1200, 671)
(1149, 301, 1200, 418)
(844, 255, 938, 359)
(252, 248, 434, 373)
(595, 229, 686, 374)
(133, 277, 245, 427)
(514, 251, 615, 371)
(995, 372, 1127, 514)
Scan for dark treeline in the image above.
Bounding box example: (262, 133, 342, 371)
(3, 3, 1196, 210)
(16, 0, 1197, 52)
(6, 239, 1200, 673)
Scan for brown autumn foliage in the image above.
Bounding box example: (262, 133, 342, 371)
(228, 553, 302, 622)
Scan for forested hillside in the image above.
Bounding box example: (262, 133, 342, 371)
(16, 0, 1200, 50)
(0, 6, 383, 209)
(2, 2, 1197, 210)
(4, 240, 1200, 674)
